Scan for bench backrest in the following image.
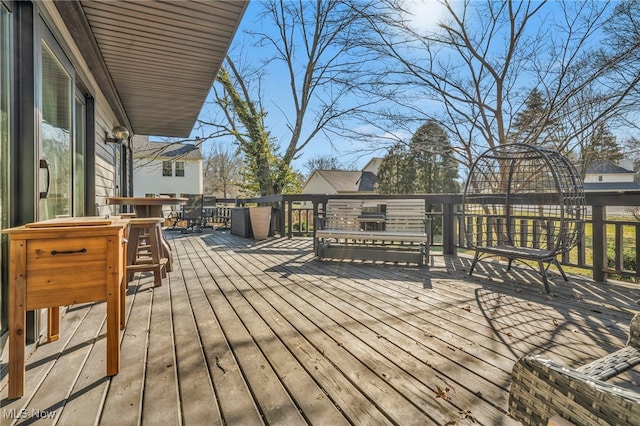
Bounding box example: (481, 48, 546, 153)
(385, 199, 426, 233)
(324, 199, 362, 230)
(322, 198, 427, 233)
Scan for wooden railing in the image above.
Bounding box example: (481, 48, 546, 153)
(211, 192, 640, 283)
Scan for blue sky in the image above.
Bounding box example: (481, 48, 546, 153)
(188, 0, 636, 174)
(190, 0, 451, 173)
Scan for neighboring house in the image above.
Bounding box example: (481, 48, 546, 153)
(302, 170, 374, 195)
(301, 157, 383, 195)
(362, 157, 382, 175)
(583, 160, 640, 192)
(132, 136, 204, 199)
(0, 1, 246, 356)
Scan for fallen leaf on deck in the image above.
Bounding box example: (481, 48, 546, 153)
(436, 385, 449, 399)
(460, 410, 477, 423)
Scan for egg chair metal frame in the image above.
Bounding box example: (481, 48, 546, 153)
(462, 144, 586, 292)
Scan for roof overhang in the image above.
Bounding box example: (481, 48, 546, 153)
(57, 0, 247, 137)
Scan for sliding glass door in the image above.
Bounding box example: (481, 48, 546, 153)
(74, 93, 86, 216)
(38, 24, 88, 221)
(0, 2, 11, 345)
(39, 42, 72, 220)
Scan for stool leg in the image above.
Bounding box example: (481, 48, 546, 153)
(126, 226, 141, 283)
(149, 224, 164, 287)
(127, 220, 167, 288)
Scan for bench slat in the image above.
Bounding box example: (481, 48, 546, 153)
(316, 199, 429, 266)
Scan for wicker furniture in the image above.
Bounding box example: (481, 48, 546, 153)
(462, 144, 585, 292)
(509, 313, 640, 425)
(315, 199, 430, 266)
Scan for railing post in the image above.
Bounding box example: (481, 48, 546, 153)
(592, 205, 607, 282)
(312, 201, 319, 252)
(287, 200, 293, 238)
(442, 201, 456, 255)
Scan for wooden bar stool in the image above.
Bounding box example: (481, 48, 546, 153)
(126, 218, 168, 287)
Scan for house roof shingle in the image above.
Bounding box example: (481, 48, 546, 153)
(315, 170, 364, 192)
(586, 160, 634, 174)
(132, 136, 202, 161)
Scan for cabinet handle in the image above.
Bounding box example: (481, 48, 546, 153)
(51, 248, 87, 255)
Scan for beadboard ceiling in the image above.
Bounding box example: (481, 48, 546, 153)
(60, 0, 247, 137)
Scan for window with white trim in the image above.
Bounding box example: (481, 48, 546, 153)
(162, 160, 172, 176)
(175, 161, 185, 177)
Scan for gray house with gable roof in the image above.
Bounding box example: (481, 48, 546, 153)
(583, 160, 640, 192)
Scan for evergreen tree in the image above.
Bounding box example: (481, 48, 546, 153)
(579, 122, 623, 178)
(410, 120, 460, 194)
(508, 88, 560, 147)
(376, 143, 414, 194)
(376, 120, 459, 196)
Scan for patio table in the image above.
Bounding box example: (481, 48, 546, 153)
(107, 197, 187, 271)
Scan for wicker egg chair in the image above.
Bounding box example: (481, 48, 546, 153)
(462, 143, 585, 292)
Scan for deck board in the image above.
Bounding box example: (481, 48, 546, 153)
(222, 236, 514, 424)
(168, 266, 220, 426)
(188, 243, 350, 425)
(176, 248, 263, 426)
(99, 283, 151, 425)
(1, 229, 638, 425)
(205, 240, 444, 425)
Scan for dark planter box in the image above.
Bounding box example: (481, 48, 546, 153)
(231, 207, 252, 238)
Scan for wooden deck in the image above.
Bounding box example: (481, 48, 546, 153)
(1, 229, 638, 425)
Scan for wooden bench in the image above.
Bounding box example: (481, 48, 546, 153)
(509, 313, 640, 425)
(315, 199, 430, 266)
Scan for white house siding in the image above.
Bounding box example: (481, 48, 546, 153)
(584, 173, 634, 183)
(132, 159, 202, 217)
(133, 159, 203, 197)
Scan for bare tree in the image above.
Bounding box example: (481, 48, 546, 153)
(303, 154, 348, 177)
(349, 0, 640, 168)
(198, 0, 378, 195)
(202, 143, 243, 198)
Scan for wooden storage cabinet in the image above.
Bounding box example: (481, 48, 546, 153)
(3, 217, 129, 399)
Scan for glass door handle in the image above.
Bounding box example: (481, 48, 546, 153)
(39, 159, 51, 199)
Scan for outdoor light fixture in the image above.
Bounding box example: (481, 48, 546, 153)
(105, 125, 130, 143)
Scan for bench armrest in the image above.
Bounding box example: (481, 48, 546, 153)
(423, 216, 432, 235)
(314, 215, 327, 231)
